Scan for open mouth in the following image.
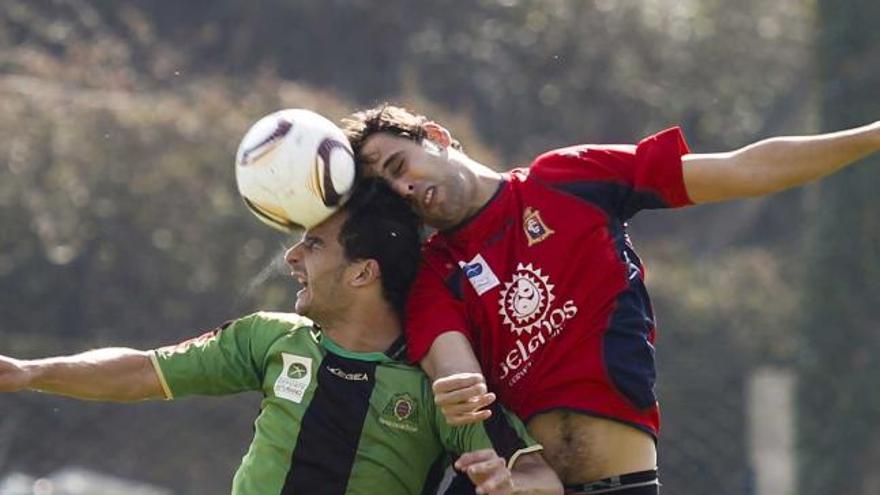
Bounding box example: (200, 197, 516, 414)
(292, 272, 308, 287)
(423, 186, 436, 209)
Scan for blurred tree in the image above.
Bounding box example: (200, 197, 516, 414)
(798, 0, 880, 493)
(61, 1, 814, 158)
(6, 1, 871, 494)
(0, 67, 358, 492)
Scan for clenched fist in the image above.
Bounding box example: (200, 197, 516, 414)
(432, 373, 496, 426)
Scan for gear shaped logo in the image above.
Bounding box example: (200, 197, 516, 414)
(498, 263, 555, 335)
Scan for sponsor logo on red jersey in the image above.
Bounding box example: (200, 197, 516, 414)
(498, 263, 555, 336)
(459, 253, 501, 296)
(497, 263, 578, 385)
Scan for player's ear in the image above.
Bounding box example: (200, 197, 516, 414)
(350, 259, 380, 288)
(422, 121, 452, 149)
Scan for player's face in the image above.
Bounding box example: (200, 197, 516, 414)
(361, 132, 475, 229)
(283, 212, 351, 321)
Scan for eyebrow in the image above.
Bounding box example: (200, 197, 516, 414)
(380, 151, 404, 174)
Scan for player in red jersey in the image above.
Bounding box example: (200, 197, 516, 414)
(343, 105, 879, 494)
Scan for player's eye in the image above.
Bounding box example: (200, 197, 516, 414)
(303, 238, 321, 251)
(391, 158, 405, 178)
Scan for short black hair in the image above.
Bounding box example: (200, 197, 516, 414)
(338, 177, 422, 316)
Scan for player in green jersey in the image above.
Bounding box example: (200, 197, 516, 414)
(0, 179, 562, 495)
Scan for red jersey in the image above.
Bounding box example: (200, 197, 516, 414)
(405, 127, 693, 436)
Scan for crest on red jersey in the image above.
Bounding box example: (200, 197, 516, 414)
(523, 207, 554, 246)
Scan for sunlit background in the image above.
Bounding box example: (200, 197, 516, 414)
(1, 1, 878, 494)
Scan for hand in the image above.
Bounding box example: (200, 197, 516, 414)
(0, 355, 31, 393)
(433, 373, 496, 426)
(456, 449, 514, 495)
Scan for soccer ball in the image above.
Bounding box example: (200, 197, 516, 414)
(235, 109, 357, 231)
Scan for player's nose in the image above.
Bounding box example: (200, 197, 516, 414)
(284, 243, 303, 268)
(387, 178, 416, 200)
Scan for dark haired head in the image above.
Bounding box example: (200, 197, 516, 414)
(342, 104, 462, 169)
(338, 177, 423, 316)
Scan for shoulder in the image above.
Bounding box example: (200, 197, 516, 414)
(420, 236, 457, 272)
(379, 360, 436, 405)
(233, 311, 319, 341)
(410, 243, 467, 301)
(528, 143, 637, 184)
(529, 127, 687, 173)
(380, 358, 428, 377)
(377, 359, 434, 396)
(250, 311, 316, 329)
(634, 126, 690, 154)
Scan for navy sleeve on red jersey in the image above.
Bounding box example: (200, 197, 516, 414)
(404, 254, 472, 364)
(529, 127, 693, 220)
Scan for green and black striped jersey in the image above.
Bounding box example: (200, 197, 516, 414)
(150, 312, 540, 495)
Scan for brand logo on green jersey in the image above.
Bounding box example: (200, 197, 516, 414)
(287, 363, 308, 379)
(326, 366, 369, 381)
(379, 393, 419, 433)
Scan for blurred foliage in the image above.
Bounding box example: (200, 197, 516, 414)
(798, 0, 880, 494)
(64, 0, 815, 159)
(0, 76, 323, 347)
(647, 246, 800, 493)
(0, 0, 876, 494)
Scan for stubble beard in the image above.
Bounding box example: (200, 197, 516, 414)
(300, 269, 349, 328)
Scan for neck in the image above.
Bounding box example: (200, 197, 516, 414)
(318, 299, 402, 353)
(462, 154, 504, 217)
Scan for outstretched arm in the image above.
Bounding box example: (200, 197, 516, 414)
(0, 349, 164, 402)
(683, 121, 880, 204)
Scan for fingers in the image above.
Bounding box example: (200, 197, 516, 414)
(456, 450, 513, 495)
(433, 373, 497, 425)
(439, 393, 496, 416)
(455, 449, 497, 469)
(432, 372, 486, 394)
(438, 393, 496, 425)
(435, 379, 488, 404)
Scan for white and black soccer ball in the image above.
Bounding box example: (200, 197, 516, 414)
(235, 109, 356, 231)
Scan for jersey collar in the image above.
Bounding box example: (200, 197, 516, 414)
(319, 333, 402, 363)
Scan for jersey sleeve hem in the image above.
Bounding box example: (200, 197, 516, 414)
(507, 444, 544, 470)
(148, 350, 174, 400)
(636, 126, 694, 208)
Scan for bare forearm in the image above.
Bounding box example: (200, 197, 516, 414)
(22, 348, 163, 402)
(421, 331, 483, 380)
(736, 122, 878, 190)
(423, 332, 496, 425)
(684, 121, 880, 203)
